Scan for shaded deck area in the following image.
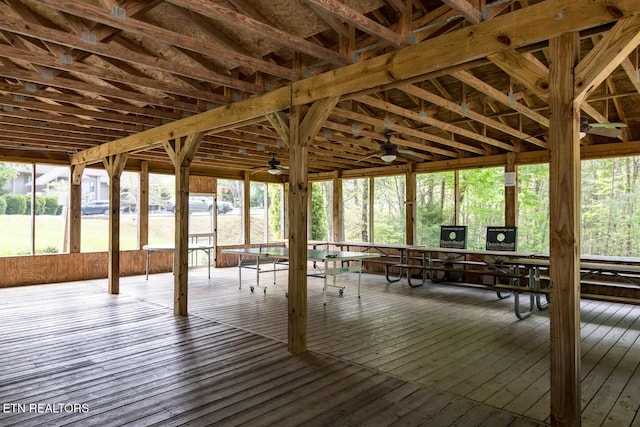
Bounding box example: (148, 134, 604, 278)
(2, 266, 640, 426)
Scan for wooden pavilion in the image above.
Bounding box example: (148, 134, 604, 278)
(1, 0, 640, 425)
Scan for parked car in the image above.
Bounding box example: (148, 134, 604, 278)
(217, 201, 233, 214)
(163, 197, 233, 214)
(81, 200, 110, 215)
(81, 200, 137, 215)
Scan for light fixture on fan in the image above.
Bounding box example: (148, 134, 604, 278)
(267, 153, 283, 175)
(380, 133, 398, 163)
(580, 116, 627, 139)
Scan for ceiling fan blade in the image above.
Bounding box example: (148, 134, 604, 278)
(588, 122, 627, 128)
(587, 127, 623, 138)
(356, 152, 380, 163)
(250, 168, 266, 175)
(397, 149, 425, 162)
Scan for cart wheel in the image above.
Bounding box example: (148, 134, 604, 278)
(250, 286, 254, 293)
(339, 289, 344, 296)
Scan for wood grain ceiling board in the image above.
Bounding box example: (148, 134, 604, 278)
(0, 0, 636, 174)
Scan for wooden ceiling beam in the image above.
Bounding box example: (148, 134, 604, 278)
(0, 13, 263, 93)
(0, 93, 163, 126)
(489, 49, 618, 127)
(0, 116, 129, 138)
(306, 3, 350, 38)
(266, 112, 290, 146)
(0, 124, 114, 143)
(488, 50, 549, 101)
(353, 94, 513, 150)
(30, 0, 301, 82)
(71, 0, 633, 165)
(0, 43, 230, 104)
(0, 133, 96, 149)
(165, 0, 348, 66)
(0, 64, 202, 112)
(0, 81, 180, 120)
(386, 0, 408, 15)
(574, 14, 640, 104)
(401, 84, 547, 148)
(170, 5, 255, 59)
(621, 57, 640, 94)
(84, 0, 164, 42)
(225, 0, 271, 24)
(0, 107, 147, 132)
(442, 0, 482, 25)
(451, 70, 550, 127)
(300, 96, 341, 145)
(605, 76, 631, 141)
(304, 0, 408, 48)
(332, 107, 469, 156)
(0, 147, 70, 163)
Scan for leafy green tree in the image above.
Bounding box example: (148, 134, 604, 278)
(416, 201, 446, 246)
(0, 163, 18, 196)
(343, 178, 369, 242)
(459, 168, 505, 250)
(517, 163, 549, 252)
(250, 183, 265, 208)
(416, 172, 455, 246)
(581, 157, 640, 256)
(373, 175, 405, 244)
(311, 185, 328, 240)
(3, 195, 26, 214)
(268, 183, 281, 239)
(23, 195, 46, 215)
(44, 197, 60, 215)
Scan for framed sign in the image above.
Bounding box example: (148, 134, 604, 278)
(440, 225, 467, 249)
(504, 172, 516, 187)
(486, 226, 517, 251)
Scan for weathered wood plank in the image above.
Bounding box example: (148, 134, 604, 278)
(6, 268, 640, 425)
(548, 31, 582, 426)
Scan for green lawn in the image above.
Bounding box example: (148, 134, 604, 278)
(0, 212, 270, 256)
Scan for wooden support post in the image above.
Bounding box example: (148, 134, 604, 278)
(103, 153, 128, 295)
(287, 95, 338, 354)
(505, 152, 517, 227)
(454, 170, 460, 225)
(332, 171, 342, 243)
(263, 183, 269, 242)
(163, 133, 205, 316)
(405, 163, 416, 245)
(139, 161, 149, 248)
(369, 176, 374, 242)
(266, 95, 339, 353)
(174, 162, 190, 315)
(243, 171, 251, 245)
(549, 32, 581, 426)
(283, 183, 289, 240)
(30, 164, 35, 255)
(68, 163, 84, 253)
(288, 104, 308, 354)
(308, 182, 314, 239)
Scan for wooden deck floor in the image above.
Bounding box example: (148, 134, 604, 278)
(1, 266, 640, 426)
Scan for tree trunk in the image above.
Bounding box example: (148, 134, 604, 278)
(360, 179, 369, 242)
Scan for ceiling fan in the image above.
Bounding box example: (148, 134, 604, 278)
(250, 153, 288, 175)
(357, 133, 422, 164)
(580, 116, 627, 139)
(253, 153, 288, 175)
